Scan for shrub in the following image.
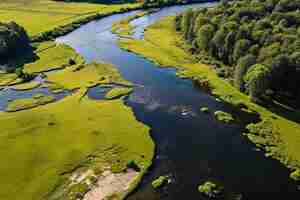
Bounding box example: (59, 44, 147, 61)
(126, 160, 140, 172)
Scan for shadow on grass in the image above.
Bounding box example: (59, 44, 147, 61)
(0, 45, 39, 72)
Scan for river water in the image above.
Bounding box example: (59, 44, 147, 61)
(56, 3, 300, 200)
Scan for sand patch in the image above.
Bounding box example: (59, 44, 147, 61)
(84, 169, 139, 200)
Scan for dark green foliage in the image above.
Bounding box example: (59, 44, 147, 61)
(234, 54, 256, 91)
(126, 160, 141, 172)
(244, 64, 270, 101)
(0, 22, 29, 59)
(176, 0, 300, 105)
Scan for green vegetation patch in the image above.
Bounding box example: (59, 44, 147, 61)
(198, 181, 223, 198)
(13, 81, 41, 91)
(214, 111, 234, 123)
(105, 87, 133, 100)
(6, 95, 55, 112)
(151, 176, 168, 189)
(290, 169, 300, 181)
(0, 73, 19, 87)
(23, 41, 83, 73)
(47, 62, 130, 90)
(200, 107, 209, 113)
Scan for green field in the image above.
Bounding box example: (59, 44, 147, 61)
(0, 0, 141, 37)
(0, 25, 154, 199)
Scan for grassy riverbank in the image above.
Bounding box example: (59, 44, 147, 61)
(0, 0, 141, 38)
(117, 17, 300, 173)
(0, 36, 154, 199)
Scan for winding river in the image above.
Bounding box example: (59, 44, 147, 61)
(56, 3, 300, 200)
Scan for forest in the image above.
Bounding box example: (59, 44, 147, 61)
(176, 0, 300, 107)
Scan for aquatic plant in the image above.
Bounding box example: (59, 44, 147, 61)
(152, 176, 168, 189)
(198, 181, 223, 198)
(214, 111, 234, 123)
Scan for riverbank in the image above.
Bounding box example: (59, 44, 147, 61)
(116, 16, 300, 175)
(0, 39, 155, 199)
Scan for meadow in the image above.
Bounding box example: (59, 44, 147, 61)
(0, 0, 140, 37)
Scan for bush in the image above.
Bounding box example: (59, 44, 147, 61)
(126, 160, 140, 172)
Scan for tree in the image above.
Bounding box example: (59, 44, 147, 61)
(232, 39, 252, 63)
(181, 9, 194, 41)
(0, 22, 29, 58)
(195, 24, 215, 52)
(244, 63, 271, 102)
(234, 54, 257, 91)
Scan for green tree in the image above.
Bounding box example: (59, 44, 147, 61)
(234, 54, 257, 91)
(233, 39, 252, 63)
(244, 63, 271, 102)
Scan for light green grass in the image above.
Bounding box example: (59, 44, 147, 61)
(6, 95, 55, 112)
(0, 60, 154, 200)
(47, 62, 131, 90)
(23, 41, 83, 73)
(0, 0, 141, 37)
(105, 87, 133, 100)
(13, 81, 41, 90)
(117, 16, 300, 171)
(0, 73, 19, 86)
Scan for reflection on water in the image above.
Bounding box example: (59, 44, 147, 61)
(57, 3, 300, 200)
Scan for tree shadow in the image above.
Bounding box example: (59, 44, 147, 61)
(0, 45, 39, 72)
(258, 96, 300, 124)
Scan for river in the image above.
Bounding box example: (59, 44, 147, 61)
(56, 3, 299, 200)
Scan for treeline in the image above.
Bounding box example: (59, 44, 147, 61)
(142, 0, 212, 8)
(176, 0, 300, 105)
(0, 22, 29, 60)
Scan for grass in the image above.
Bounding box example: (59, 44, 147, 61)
(0, 0, 141, 37)
(6, 95, 55, 112)
(0, 35, 154, 199)
(23, 41, 83, 73)
(0, 73, 19, 86)
(13, 81, 41, 90)
(47, 62, 131, 90)
(105, 87, 133, 100)
(116, 16, 300, 172)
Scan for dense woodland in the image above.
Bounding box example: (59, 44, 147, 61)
(0, 22, 29, 60)
(176, 0, 300, 107)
